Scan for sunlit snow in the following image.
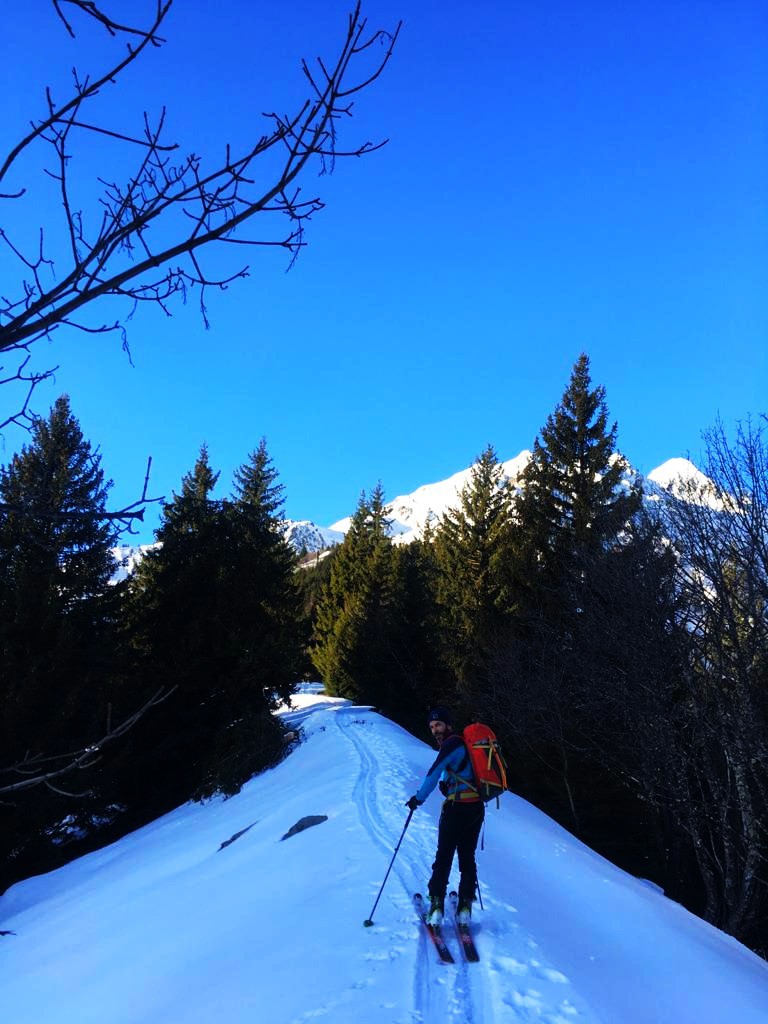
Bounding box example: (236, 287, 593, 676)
(329, 451, 533, 542)
(1, 693, 767, 1023)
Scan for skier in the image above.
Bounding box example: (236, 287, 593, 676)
(407, 707, 484, 925)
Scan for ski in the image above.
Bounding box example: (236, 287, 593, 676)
(413, 893, 455, 964)
(449, 891, 480, 962)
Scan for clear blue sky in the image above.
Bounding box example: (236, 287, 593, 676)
(2, 1, 766, 543)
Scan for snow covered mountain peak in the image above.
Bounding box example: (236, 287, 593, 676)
(647, 457, 709, 492)
(329, 450, 533, 545)
(646, 457, 724, 509)
(111, 451, 715, 577)
(282, 520, 344, 555)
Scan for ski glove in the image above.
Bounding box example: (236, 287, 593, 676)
(405, 795, 421, 811)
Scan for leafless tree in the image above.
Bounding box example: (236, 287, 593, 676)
(655, 417, 768, 945)
(0, 0, 400, 428)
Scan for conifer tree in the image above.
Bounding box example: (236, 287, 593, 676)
(312, 484, 415, 712)
(312, 483, 391, 700)
(0, 395, 117, 754)
(491, 356, 643, 830)
(233, 438, 286, 527)
(224, 439, 304, 730)
(516, 353, 640, 579)
(158, 442, 220, 541)
(0, 396, 120, 882)
(432, 445, 516, 697)
(389, 536, 446, 725)
(123, 442, 302, 806)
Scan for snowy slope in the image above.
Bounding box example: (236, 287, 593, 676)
(1, 697, 767, 1024)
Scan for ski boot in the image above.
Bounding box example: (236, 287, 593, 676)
(457, 897, 472, 925)
(427, 894, 444, 926)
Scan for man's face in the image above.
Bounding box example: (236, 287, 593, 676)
(429, 719, 450, 745)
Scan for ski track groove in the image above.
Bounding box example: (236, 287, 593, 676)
(334, 709, 485, 1024)
(334, 707, 590, 1024)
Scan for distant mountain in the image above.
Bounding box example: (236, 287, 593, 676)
(283, 520, 344, 554)
(110, 542, 159, 583)
(328, 450, 533, 544)
(645, 457, 723, 508)
(111, 453, 713, 576)
(647, 457, 710, 493)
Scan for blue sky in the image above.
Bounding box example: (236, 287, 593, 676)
(1, 1, 766, 544)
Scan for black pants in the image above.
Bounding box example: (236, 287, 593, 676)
(428, 800, 484, 904)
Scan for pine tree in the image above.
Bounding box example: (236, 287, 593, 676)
(158, 442, 220, 541)
(389, 536, 445, 727)
(516, 353, 640, 579)
(232, 438, 286, 528)
(491, 355, 643, 831)
(0, 396, 120, 886)
(224, 439, 304, 725)
(0, 395, 117, 755)
(432, 444, 516, 697)
(0, 395, 116, 601)
(123, 442, 302, 805)
(119, 446, 222, 808)
(312, 484, 412, 711)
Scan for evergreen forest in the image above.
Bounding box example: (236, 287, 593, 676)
(1, 356, 767, 959)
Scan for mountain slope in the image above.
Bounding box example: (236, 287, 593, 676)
(111, 451, 709, 570)
(329, 450, 533, 543)
(304, 449, 695, 549)
(1, 696, 766, 1024)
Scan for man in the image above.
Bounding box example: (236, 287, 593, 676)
(407, 707, 484, 925)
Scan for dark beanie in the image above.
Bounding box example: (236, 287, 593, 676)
(428, 706, 453, 727)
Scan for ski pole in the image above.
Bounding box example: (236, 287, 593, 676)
(363, 806, 414, 927)
(476, 871, 484, 911)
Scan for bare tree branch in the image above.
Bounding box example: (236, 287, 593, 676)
(1, 2, 398, 528)
(52, 0, 169, 42)
(0, 686, 176, 795)
(0, 354, 58, 432)
(0, 455, 162, 532)
(0, 2, 400, 355)
(0, 2, 172, 188)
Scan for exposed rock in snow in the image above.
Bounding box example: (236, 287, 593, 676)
(280, 814, 329, 841)
(283, 520, 344, 554)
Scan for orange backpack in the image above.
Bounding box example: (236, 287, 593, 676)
(462, 723, 509, 804)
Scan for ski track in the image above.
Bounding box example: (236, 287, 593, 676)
(334, 706, 598, 1024)
(336, 708, 483, 1024)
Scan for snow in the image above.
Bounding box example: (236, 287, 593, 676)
(645, 458, 726, 510)
(110, 543, 159, 583)
(110, 453, 709, 581)
(2, 696, 767, 1024)
(646, 458, 709, 491)
(282, 520, 345, 554)
(330, 451, 533, 543)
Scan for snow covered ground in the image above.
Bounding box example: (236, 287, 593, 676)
(1, 695, 767, 1024)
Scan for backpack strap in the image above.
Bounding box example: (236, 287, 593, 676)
(445, 740, 480, 801)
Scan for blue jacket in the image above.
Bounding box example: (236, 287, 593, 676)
(415, 732, 479, 804)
